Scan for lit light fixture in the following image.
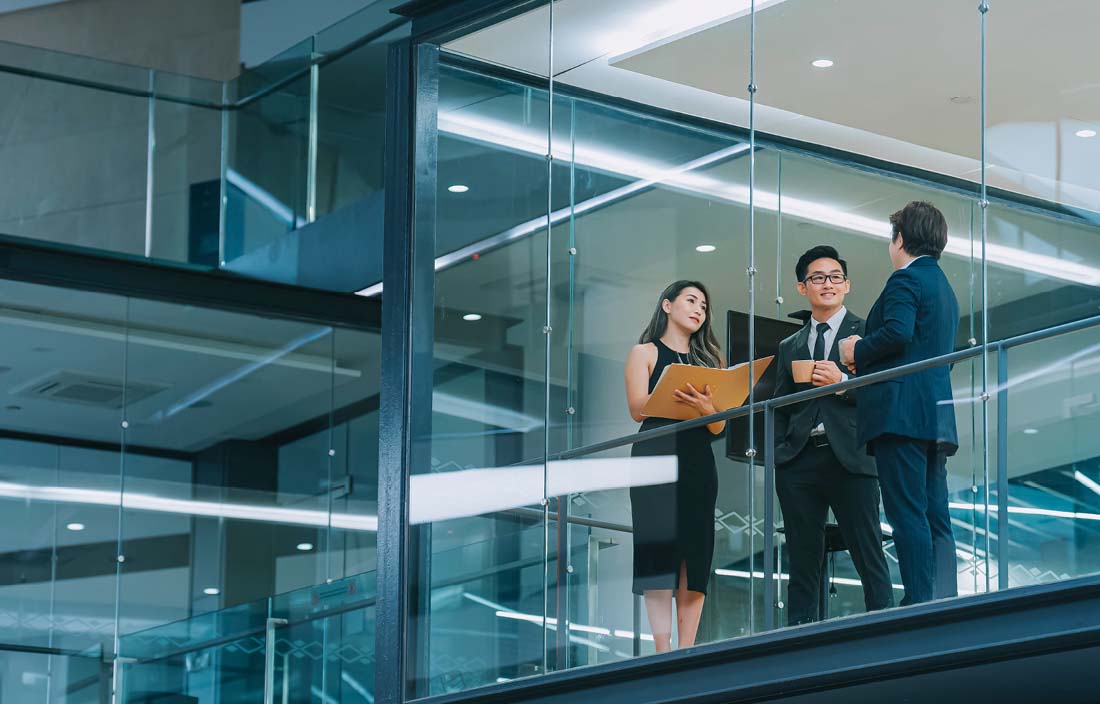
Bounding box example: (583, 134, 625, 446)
(66, 522, 85, 531)
(695, 244, 717, 253)
(296, 542, 314, 551)
(811, 59, 834, 68)
(1023, 428, 1039, 435)
(1076, 129, 1097, 138)
(203, 587, 220, 596)
(448, 184, 470, 193)
(462, 313, 482, 321)
(1074, 470, 1100, 498)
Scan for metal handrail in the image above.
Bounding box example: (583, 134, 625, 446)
(552, 312, 1100, 462)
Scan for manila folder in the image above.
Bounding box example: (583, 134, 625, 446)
(640, 356, 773, 421)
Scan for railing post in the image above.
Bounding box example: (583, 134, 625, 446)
(997, 344, 1009, 590)
(263, 618, 288, 704)
(763, 404, 776, 631)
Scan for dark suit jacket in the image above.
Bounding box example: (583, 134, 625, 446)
(854, 256, 960, 453)
(773, 310, 877, 476)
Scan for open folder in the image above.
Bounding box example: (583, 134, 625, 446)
(641, 356, 774, 421)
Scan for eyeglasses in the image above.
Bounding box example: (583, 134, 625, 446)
(802, 273, 848, 285)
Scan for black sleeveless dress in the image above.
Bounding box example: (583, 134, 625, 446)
(629, 339, 719, 595)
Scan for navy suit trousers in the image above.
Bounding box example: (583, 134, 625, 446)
(873, 435, 958, 605)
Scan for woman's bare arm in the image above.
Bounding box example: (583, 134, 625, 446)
(625, 343, 657, 423)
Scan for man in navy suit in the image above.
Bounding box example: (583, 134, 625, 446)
(838, 201, 959, 606)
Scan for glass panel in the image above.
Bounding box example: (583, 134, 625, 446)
(118, 300, 337, 639)
(150, 84, 223, 265)
(268, 572, 377, 704)
(0, 38, 150, 93)
(986, 2, 1100, 219)
(308, 19, 411, 294)
(119, 599, 269, 703)
(985, 203, 1100, 339)
(222, 39, 312, 281)
(0, 280, 127, 657)
(0, 71, 148, 255)
(1003, 328, 1100, 586)
(413, 4, 553, 693)
(0, 650, 105, 703)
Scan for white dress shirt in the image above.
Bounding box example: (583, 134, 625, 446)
(807, 306, 848, 435)
(900, 254, 928, 269)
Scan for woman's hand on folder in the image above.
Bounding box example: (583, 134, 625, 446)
(674, 383, 726, 435)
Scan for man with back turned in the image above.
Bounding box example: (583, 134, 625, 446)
(839, 201, 960, 606)
(771, 245, 894, 625)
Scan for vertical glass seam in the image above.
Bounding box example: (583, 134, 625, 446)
(307, 42, 321, 224)
(542, 0, 556, 674)
(218, 82, 230, 268)
(111, 297, 131, 704)
(979, 0, 992, 593)
(746, 0, 758, 634)
(144, 70, 156, 259)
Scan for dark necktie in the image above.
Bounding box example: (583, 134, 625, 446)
(813, 322, 830, 362)
(811, 322, 830, 429)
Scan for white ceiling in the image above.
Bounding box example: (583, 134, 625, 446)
(447, 0, 1100, 216)
(0, 279, 381, 452)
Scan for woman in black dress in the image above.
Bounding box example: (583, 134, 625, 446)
(624, 280, 725, 653)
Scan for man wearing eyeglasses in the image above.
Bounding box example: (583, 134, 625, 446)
(771, 245, 894, 626)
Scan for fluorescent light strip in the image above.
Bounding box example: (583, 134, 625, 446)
(391, 111, 1100, 289)
(355, 141, 750, 296)
(153, 326, 333, 421)
(491, 611, 611, 651)
(225, 168, 307, 228)
(714, 568, 905, 591)
(949, 501, 1100, 521)
(0, 309, 358, 377)
(1074, 470, 1100, 498)
(0, 481, 377, 531)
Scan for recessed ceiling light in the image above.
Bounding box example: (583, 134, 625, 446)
(695, 244, 717, 253)
(448, 184, 470, 193)
(1022, 428, 1039, 435)
(296, 542, 314, 551)
(203, 587, 220, 595)
(1075, 129, 1097, 138)
(462, 313, 482, 321)
(66, 522, 85, 531)
(811, 59, 834, 68)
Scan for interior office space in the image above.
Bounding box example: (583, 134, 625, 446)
(0, 0, 1097, 703)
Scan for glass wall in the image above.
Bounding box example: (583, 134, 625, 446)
(405, 0, 1100, 698)
(0, 277, 382, 702)
(0, 3, 409, 294)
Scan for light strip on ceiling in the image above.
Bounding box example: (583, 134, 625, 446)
(950, 501, 1100, 521)
(0, 308, 359, 377)
(1073, 470, 1100, 499)
(714, 568, 904, 591)
(225, 168, 307, 229)
(152, 326, 333, 421)
(354, 138, 750, 297)
(373, 110, 1100, 289)
(0, 480, 378, 531)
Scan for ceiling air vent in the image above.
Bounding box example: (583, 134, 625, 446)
(12, 371, 169, 409)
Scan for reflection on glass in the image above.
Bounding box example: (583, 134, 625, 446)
(1004, 328, 1100, 587)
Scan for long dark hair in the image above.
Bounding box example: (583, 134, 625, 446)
(638, 280, 722, 368)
